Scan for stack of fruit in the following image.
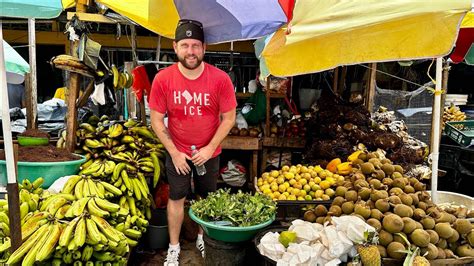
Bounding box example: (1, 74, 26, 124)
(443, 103, 467, 130)
(302, 151, 474, 262)
(0, 178, 45, 263)
(256, 160, 351, 201)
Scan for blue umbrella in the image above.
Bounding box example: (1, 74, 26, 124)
(0, 0, 63, 19)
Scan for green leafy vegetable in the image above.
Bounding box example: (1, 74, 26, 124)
(191, 189, 277, 227)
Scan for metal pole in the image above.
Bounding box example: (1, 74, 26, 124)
(26, 18, 37, 129)
(430, 58, 443, 204)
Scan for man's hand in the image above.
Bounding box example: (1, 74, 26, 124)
(171, 151, 192, 175)
(191, 145, 214, 167)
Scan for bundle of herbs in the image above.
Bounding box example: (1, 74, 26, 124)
(191, 189, 277, 227)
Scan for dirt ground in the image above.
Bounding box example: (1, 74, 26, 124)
(0, 145, 81, 162)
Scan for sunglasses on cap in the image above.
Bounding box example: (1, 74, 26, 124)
(177, 19, 203, 29)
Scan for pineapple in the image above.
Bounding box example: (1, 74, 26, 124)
(396, 233, 431, 266)
(356, 231, 381, 266)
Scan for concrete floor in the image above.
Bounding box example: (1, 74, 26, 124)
(131, 240, 204, 266)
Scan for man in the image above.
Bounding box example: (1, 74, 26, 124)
(7, 83, 25, 109)
(148, 19, 236, 266)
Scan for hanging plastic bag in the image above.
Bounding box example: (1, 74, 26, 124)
(78, 34, 101, 70)
(236, 112, 248, 129)
(220, 160, 247, 187)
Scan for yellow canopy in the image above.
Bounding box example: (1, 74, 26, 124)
(96, 0, 179, 39)
(461, 11, 474, 28)
(261, 0, 471, 77)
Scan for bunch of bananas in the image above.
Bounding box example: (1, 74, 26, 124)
(63, 175, 123, 200)
(443, 103, 467, 129)
(111, 65, 133, 90)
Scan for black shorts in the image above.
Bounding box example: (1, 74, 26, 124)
(166, 154, 220, 200)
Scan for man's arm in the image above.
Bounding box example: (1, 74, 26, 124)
(191, 108, 236, 166)
(150, 109, 191, 175)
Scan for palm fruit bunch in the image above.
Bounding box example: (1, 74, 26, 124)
(442, 103, 466, 129)
(303, 150, 474, 262)
(256, 160, 349, 201)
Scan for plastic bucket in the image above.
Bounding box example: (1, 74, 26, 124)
(253, 226, 289, 266)
(204, 233, 247, 266)
(144, 209, 169, 249)
(0, 154, 85, 187)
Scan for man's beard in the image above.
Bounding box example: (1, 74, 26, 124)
(178, 54, 203, 70)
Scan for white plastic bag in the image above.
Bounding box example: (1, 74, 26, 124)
(220, 160, 247, 187)
(236, 112, 248, 129)
(48, 175, 74, 194)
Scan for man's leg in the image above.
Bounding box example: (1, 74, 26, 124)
(193, 156, 220, 258)
(165, 154, 192, 265)
(167, 197, 186, 245)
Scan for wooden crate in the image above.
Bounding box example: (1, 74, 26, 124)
(262, 137, 306, 148)
(221, 136, 261, 150)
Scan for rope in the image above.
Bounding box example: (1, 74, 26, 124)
(357, 63, 430, 89)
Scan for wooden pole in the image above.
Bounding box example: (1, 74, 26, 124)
(65, 1, 87, 152)
(130, 25, 146, 123)
(7, 145, 22, 252)
(332, 67, 339, 92)
(439, 61, 450, 136)
(76, 79, 94, 108)
(26, 19, 37, 129)
(265, 77, 271, 137)
(366, 63, 377, 112)
(337, 66, 347, 96)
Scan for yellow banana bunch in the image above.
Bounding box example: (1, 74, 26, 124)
(443, 103, 466, 129)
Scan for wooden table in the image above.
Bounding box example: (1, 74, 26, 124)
(221, 136, 262, 181)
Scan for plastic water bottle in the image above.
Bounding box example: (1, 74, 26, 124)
(191, 145, 206, 176)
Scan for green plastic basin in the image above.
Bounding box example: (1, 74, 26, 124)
(188, 209, 275, 243)
(0, 155, 85, 188)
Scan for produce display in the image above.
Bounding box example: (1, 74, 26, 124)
(256, 159, 351, 201)
(305, 92, 427, 167)
(443, 104, 467, 130)
(191, 189, 276, 227)
(228, 125, 262, 137)
(269, 119, 307, 139)
(0, 117, 165, 265)
(301, 151, 474, 262)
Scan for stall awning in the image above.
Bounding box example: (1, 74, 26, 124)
(260, 0, 470, 77)
(96, 0, 292, 44)
(0, 0, 66, 18)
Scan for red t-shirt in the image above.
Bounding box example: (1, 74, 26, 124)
(149, 63, 237, 158)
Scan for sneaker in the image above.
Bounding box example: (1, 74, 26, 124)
(196, 237, 205, 258)
(164, 248, 180, 266)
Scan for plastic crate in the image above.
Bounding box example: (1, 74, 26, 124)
(445, 120, 474, 147)
(439, 143, 460, 170)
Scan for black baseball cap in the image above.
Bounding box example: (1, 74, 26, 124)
(175, 19, 205, 43)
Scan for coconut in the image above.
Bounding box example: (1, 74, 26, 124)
(399, 194, 413, 206)
(383, 214, 404, 234)
(332, 196, 345, 207)
(314, 205, 328, 217)
(375, 199, 390, 213)
(426, 230, 439, 245)
(447, 229, 459, 243)
(367, 218, 382, 232)
(402, 217, 417, 234)
(421, 243, 438, 260)
(421, 217, 435, 230)
(413, 208, 426, 221)
(453, 218, 472, 235)
(361, 162, 375, 175)
(379, 230, 393, 247)
(335, 186, 348, 197)
(377, 245, 387, 258)
(435, 223, 454, 239)
(371, 209, 384, 220)
(410, 229, 431, 247)
(304, 210, 316, 222)
(381, 164, 395, 176)
(388, 195, 402, 205)
(387, 242, 406, 259)
(437, 247, 446, 259)
(345, 190, 358, 202)
(456, 244, 474, 257)
(328, 205, 342, 217)
(358, 187, 371, 201)
(341, 201, 355, 215)
(394, 204, 414, 218)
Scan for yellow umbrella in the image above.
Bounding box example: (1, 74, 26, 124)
(261, 0, 471, 77)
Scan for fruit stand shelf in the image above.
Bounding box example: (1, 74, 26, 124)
(262, 137, 306, 148)
(235, 92, 286, 99)
(221, 136, 261, 182)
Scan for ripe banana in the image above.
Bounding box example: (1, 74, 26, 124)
(94, 198, 120, 213)
(100, 181, 122, 196)
(74, 179, 85, 199)
(21, 212, 50, 240)
(85, 218, 102, 245)
(22, 223, 52, 265)
(74, 217, 86, 247)
(36, 222, 62, 261)
(91, 215, 121, 243)
(7, 223, 49, 264)
(59, 216, 81, 247)
(20, 202, 30, 221)
(72, 197, 90, 217)
(62, 175, 82, 194)
(150, 152, 161, 187)
(87, 198, 110, 218)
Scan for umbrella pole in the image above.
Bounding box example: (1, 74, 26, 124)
(0, 23, 22, 251)
(430, 57, 443, 204)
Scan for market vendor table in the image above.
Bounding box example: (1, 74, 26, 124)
(221, 136, 261, 181)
